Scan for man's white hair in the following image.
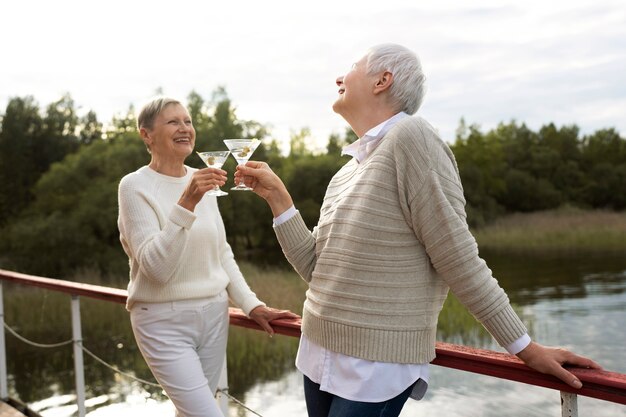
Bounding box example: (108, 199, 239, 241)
(365, 44, 426, 115)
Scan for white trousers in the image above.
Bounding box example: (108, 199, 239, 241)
(130, 291, 229, 417)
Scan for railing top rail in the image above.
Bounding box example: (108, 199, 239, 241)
(0, 269, 127, 304)
(1, 269, 625, 405)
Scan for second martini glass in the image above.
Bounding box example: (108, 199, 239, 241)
(196, 150, 231, 196)
(223, 138, 261, 191)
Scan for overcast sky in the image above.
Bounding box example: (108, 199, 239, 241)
(2, 0, 625, 151)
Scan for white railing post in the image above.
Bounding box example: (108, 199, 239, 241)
(561, 391, 578, 417)
(216, 355, 229, 415)
(0, 282, 8, 400)
(71, 296, 86, 417)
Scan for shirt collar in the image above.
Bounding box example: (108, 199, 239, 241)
(342, 112, 408, 163)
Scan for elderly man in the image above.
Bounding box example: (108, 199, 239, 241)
(236, 43, 600, 417)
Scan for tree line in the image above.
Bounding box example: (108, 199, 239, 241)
(0, 90, 624, 280)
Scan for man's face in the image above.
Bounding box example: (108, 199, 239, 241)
(332, 55, 374, 118)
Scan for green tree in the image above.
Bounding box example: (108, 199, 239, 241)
(326, 133, 344, 155)
(4, 88, 625, 277)
(501, 169, 562, 212)
(582, 163, 626, 209)
(187, 90, 208, 129)
(284, 154, 348, 228)
(35, 94, 80, 174)
(194, 88, 274, 257)
(326, 126, 356, 155)
(0, 134, 148, 277)
(108, 105, 136, 137)
(344, 126, 358, 144)
(289, 127, 314, 158)
(582, 128, 626, 166)
(192, 87, 269, 163)
(0, 95, 80, 226)
(0, 96, 43, 225)
(498, 121, 537, 173)
(187, 90, 211, 156)
(451, 121, 506, 226)
(79, 110, 103, 145)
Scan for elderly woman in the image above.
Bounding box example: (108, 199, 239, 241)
(117, 97, 297, 417)
(235, 44, 601, 417)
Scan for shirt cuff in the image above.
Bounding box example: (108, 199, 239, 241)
(505, 333, 531, 355)
(273, 205, 298, 226)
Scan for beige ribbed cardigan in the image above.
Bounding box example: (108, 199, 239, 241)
(275, 116, 527, 364)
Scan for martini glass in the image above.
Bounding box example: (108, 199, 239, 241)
(196, 150, 231, 196)
(223, 138, 261, 191)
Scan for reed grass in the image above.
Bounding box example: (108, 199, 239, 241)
(226, 263, 306, 396)
(237, 262, 308, 313)
(473, 208, 626, 254)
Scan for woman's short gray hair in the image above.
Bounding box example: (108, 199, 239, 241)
(365, 44, 426, 115)
(137, 97, 182, 131)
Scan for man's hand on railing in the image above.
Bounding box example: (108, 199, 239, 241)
(249, 306, 300, 337)
(516, 341, 603, 389)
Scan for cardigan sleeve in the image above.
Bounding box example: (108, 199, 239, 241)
(273, 211, 318, 283)
(400, 131, 528, 348)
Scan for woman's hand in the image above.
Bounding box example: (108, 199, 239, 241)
(177, 167, 227, 212)
(235, 161, 294, 217)
(249, 306, 300, 336)
(516, 341, 602, 389)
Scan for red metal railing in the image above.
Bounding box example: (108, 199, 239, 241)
(1, 268, 625, 406)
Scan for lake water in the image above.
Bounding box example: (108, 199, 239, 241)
(4, 252, 626, 417)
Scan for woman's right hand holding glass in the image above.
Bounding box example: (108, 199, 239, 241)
(178, 168, 227, 212)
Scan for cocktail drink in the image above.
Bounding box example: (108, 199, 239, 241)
(196, 150, 231, 196)
(223, 138, 261, 191)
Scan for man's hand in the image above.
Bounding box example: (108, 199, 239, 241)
(516, 341, 602, 389)
(235, 161, 293, 217)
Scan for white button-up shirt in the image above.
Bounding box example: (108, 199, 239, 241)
(274, 113, 531, 402)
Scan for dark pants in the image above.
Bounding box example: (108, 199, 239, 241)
(303, 375, 415, 417)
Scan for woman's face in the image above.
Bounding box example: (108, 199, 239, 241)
(143, 103, 195, 160)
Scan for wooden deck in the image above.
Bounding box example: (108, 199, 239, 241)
(0, 402, 25, 417)
(0, 399, 41, 417)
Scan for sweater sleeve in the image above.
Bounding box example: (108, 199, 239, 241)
(273, 211, 318, 283)
(401, 136, 528, 348)
(117, 176, 195, 285)
(214, 204, 265, 316)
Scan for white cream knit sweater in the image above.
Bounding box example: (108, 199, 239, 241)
(117, 166, 264, 314)
(275, 116, 527, 364)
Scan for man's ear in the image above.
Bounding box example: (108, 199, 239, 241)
(373, 71, 394, 94)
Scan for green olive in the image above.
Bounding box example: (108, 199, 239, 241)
(207, 156, 215, 165)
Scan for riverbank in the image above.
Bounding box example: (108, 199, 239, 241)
(472, 208, 626, 254)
